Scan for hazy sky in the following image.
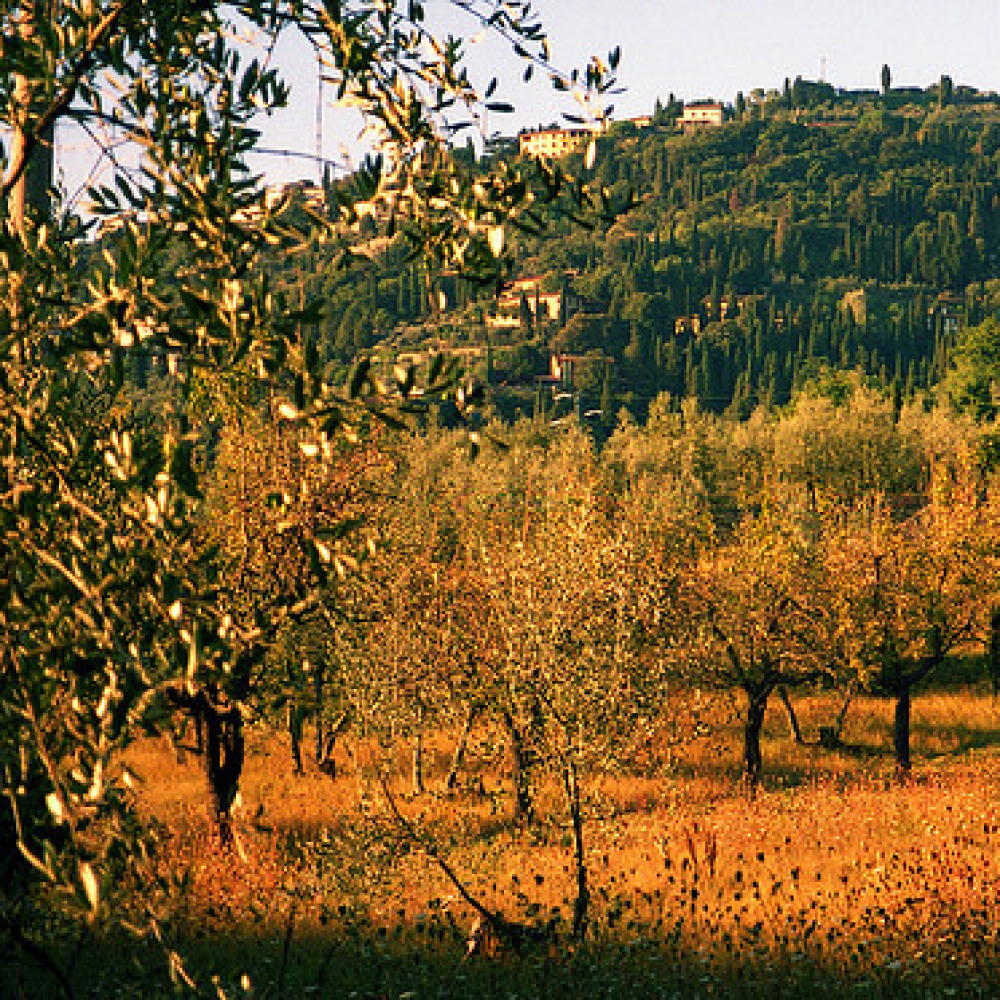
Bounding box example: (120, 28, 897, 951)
(55, 1, 1000, 199)
(541, 0, 1000, 105)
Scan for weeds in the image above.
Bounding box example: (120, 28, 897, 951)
(7, 688, 1000, 997)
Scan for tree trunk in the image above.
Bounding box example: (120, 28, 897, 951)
(8, 3, 54, 233)
(743, 689, 768, 798)
(288, 699, 304, 775)
(501, 709, 534, 823)
(7, 2, 54, 371)
(989, 608, 1000, 699)
(893, 686, 912, 774)
(193, 710, 204, 755)
(818, 684, 854, 749)
(836, 683, 855, 734)
(165, 686, 244, 843)
(777, 686, 804, 744)
(313, 660, 326, 766)
(317, 710, 350, 778)
(444, 702, 478, 792)
(562, 757, 589, 941)
(201, 693, 245, 846)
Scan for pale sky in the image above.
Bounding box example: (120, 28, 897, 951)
(542, 0, 1000, 105)
(55, 1, 1000, 200)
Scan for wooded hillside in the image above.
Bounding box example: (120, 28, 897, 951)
(267, 86, 1000, 424)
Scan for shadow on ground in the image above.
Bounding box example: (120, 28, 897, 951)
(6, 921, 1000, 1000)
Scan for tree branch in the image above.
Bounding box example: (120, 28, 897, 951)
(378, 773, 495, 928)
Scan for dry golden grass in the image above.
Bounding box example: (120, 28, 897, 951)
(111, 686, 1000, 996)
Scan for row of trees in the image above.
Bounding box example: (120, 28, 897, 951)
(83, 382, 954, 969)
(252, 384, 1000, 820)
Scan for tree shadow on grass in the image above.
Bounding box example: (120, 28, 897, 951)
(15, 920, 998, 1000)
(662, 734, 896, 798)
(912, 719, 1000, 758)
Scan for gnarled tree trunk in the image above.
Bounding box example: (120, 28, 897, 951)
(893, 686, 912, 774)
(201, 693, 244, 845)
(743, 685, 771, 799)
(882, 632, 943, 776)
(170, 687, 245, 846)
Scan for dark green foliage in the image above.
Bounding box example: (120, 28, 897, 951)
(295, 89, 1000, 422)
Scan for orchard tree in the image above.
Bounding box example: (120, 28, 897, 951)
(829, 459, 1000, 773)
(603, 393, 745, 529)
(771, 377, 927, 502)
(362, 422, 682, 941)
(0, 0, 623, 986)
(363, 426, 610, 824)
(465, 424, 673, 937)
(194, 392, 393, 798)
(683, 494, 837, 795)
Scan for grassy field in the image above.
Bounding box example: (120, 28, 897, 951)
(8, 685, 1000, 998)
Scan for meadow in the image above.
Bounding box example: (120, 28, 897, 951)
(10, 682, 1000, 999)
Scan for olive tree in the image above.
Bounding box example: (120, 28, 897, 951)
(682, 492, 839, 795)
(1, 0, 622, 986)
(452, 425, 686, 937)
(827, 457, 1000, 773)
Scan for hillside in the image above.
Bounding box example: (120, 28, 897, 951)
(273, 84, 1000, 425)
